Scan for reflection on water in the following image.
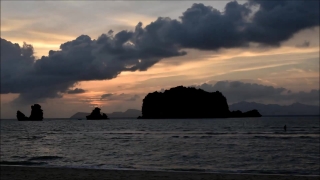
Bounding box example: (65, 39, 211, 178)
(0, 117, 319, 175)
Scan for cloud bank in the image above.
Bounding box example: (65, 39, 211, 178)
(67, 88, 86, 94)
(1, 0, 319, 103)
(193, 81, 319, 105)
(100, 93, 140, 102)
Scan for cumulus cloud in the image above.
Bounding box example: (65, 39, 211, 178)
(192, 81, 319, 105)
(1, 0, 319, 103)
(1, 39, 35, 94)
(245, 0, 319, 46)
(67, 88, 86, 94)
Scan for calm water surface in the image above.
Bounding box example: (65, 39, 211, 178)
(1, 117, 319, 175)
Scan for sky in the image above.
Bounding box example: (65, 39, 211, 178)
(1, 0, 319, 118)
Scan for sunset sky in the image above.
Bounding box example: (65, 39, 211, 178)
(1, 1, 319, 118)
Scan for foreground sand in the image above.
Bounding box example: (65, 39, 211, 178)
(1, 166, 319, 180)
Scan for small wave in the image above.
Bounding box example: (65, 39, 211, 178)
(254, 136, 292, 139)
(17, 135, 46, 140)
(200, 136, 212, 139)
(165, 168, 207, 172)
(298, 136, 313, 139)
(28, 156, 63, 161)
(253, 135, 318, 140)
(205, 132, 228, 135)
(110, 137, 132, 140)
(11, 155, 27, 159)
(45, 132, 59, 135)
(236, 169, 315, 175)
(0, 161, 47, 166)
(104, 132, 144, 135)
(274, 132, 320, 135)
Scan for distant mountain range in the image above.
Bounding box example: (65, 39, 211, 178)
(70, 109, 141, 119)
(70, 102, 319, 119)
(107, 109, 141, 118)
(229, 102, 319, 116)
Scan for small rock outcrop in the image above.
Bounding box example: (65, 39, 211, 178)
(86, 107, 109, 120)
(16, 104, 44, 121)
(16, 111, 29, 120)
(242, 109, 262, 117)
(29, 104, 44, 120)
(230, 109, 262, 118)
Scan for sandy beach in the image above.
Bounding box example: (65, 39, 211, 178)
(1, 166, 319, 180)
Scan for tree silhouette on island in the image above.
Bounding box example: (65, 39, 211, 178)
(16, 104, 43, 121)
(86, 107, 109, 120)
(138, 86, 261, 119)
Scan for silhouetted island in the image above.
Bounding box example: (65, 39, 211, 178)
(70, 109, 141, 119)
(16, 104, 44, 121)
(229, 109, 261, 118)
(86, 107, 109, 120)
(138, 86, 261, 119)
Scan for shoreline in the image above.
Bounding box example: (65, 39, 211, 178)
(1, 165, 319, 180)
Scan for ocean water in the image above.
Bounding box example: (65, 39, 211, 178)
(0, 117, 319, 175)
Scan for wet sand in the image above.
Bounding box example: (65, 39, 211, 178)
(1, 166, 319, 180)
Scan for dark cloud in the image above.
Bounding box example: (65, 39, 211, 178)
(193, 81, 287, 103)
(296, 40, 310, 48)
(101, 94, 113, 99)
(283, 89, 319, 105)
(1, 1, 319, 103)
(246, 0, 319, 46)
(1, 39, 73, 103)
(127, 95, 140, 101)
(67, 88, 86, 94)
(1, 39, 35, 94)
(192, 81, 319, 105)
(100, 93, 140, 101)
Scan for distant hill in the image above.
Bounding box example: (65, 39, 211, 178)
(71, 101, 319, 119)
(70, 112, 90, 119)
(70, 109, 141, 119)
(229, 102, 320, 116)
(108, 109, 141, 118)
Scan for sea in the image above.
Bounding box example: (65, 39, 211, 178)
(0, 117, 319, 175)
